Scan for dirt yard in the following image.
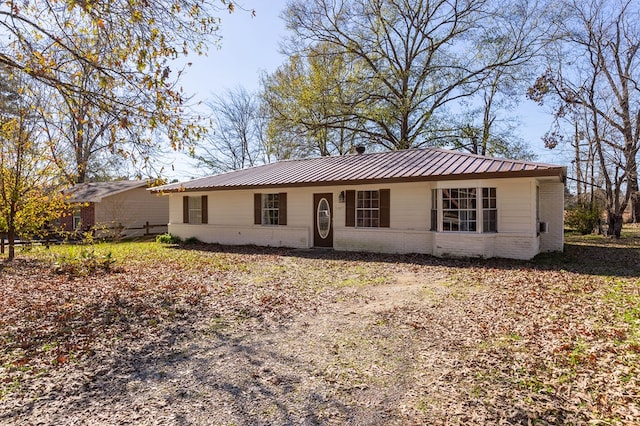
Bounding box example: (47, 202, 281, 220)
(1, 232, 639, 425)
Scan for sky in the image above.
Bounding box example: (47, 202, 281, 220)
(179, 1, 287, 100)
(163, 0, 564, 181)
(163, 0, 286, 180)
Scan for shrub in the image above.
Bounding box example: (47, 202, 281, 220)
(565, 204, 603, 235)
(156, 233, 181, 244)
(184, 236, 202, 245)
(52, 247, 116, 276)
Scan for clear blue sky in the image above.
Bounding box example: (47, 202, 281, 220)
(179, 0, 287, 100)
(164, 0, 565, 181)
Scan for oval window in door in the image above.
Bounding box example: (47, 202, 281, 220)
(317, 198, 331, 239)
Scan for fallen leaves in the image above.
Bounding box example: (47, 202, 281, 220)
(0, 233, 638, 424)
(0, 256, 209, 395)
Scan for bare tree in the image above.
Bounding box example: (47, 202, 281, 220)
(447, 0, 547, 160)
(191, 87, 265, 173)
(37, 45, 166, 184)
(529, 0, 640, 235)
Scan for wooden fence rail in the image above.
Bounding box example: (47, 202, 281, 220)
(1, 222, 168, 254)
(96, 221, 168, 236)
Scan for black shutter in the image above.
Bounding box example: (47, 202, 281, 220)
(183, 196, 189, 224)
(201, 195, 208, 224)
(345, 190, 355, 227)
(278, 193, 287, 225)
(254, 193, 262, 225)
(380, 189, 390, 228)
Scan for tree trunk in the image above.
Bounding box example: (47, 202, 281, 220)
(631, 191, 640, 223)
(607, 212, 623, 239)
(7, 226, 15, 260)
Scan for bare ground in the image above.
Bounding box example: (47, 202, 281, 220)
(1, 236, 639, 425)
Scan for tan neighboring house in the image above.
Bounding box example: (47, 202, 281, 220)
(62, 180, 169, 238)
(152, 148, 566, 260)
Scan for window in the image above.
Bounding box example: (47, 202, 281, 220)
(357, 190, 379, 227)
(430, 189, 438, 231)
(434, 187, 497, 233)
(482, 188, 497, 233)
(262, 193, 280, 225)
(73, 208, 82, 230)
(189, 196, 202, 224)
(182, 196, 208, 224)
(442, 188, 477, 232)
(254, 193, 287, 225)
(345, 189, 390, 228)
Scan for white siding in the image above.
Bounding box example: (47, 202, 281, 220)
(495, 179, 535, 234)
(387, 183, 430, 229)
(166, 177, 563, 260)
(211, 191, 254, 226)
(95, 187, 169, 237)
(538, 180, 565, 252)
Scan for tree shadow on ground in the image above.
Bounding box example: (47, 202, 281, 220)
(1, 239, 609, 424)
(171, 231, 640, 279)
(1, 305, 584, 425)
(0, 319, 389, 424)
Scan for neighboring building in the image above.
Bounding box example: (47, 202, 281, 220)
(61, 180, 169, 238)
(152, 148, 566, 259)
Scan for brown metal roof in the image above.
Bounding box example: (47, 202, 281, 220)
(154, 148, 566, 192)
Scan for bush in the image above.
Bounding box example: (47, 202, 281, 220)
(565, 204, 602, 235)
(156, 233, 181, 244)
(52, 247, 116, 276)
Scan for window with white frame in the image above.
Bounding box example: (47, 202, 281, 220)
(356, 190, 379, 227)
(262, 193, 280, 225)
(433, 187, 497, 233)
(442, 188, 477, 232)
(188, 196, 203, 224)
(482, 188, 497, 233)
(430, 189, 438, 231)
(73, 208, 82, 230)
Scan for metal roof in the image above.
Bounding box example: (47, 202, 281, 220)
(154, 148, 566, 192)
(64, 180, 149, 203)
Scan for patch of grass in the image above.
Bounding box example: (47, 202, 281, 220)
(532, 225, 640, 277)
(568, 338, 589, 366)
(604, 278, 640, 345)
(0, 372, 23, 398)
(204, 316, 228, 334)
(516, 375, 551, 394)
(31, 241, 157, 264)
(337, 275, 387, 287)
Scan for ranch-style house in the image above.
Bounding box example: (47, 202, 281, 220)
(153, 148, 566, 260)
